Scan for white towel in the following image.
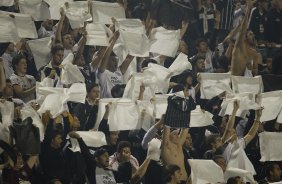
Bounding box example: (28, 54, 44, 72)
(224, 168, 255, 184)
(0, 101, 14, 143)
(116, 18, 145, 34)
(91, 1, 125, 24)
(190, 106, 214, 127)
(257, 90, 282, 122)
(200, 73, 232, 99)
(0, 13, 18, 43)
(259, 132, 282, 161)
(86, 23, 113, 46)
(44, 0, 73, 20)
(108, 98, 140, 131)
(231, 75, 264, 94)
(65, 1, 91, 29)
(147, 138, 161, 161)
(149, 27, 180, 57)
(18, 0, 50, 21)
(0, 0, 14, 6)
(188, 159, 225, 184)
(61, 53, 85, 85)
(168, 53, 192, 76)
(27, 37, 51, 70)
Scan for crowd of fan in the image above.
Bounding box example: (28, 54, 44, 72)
(0, 0, 282, 184)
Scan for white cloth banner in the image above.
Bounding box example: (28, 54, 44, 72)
(188, 159, 225, 184)
(224, 168, 255, 184)
(153, 94, 169, 119)
(37, 83, 86, 117)
(13, 13, 38, 39)
(147, 138, 161, 161)
(136, 100, 155, 131)
(200, 73, 232, 99)
(86, 23, 113, 46)
(149, 27, 180, 57)
(21, 105, 45, 141)
(257, 90, 282, 122)
(108, 98, 140, 131)
(116, 19, 145, 34)
(277, 110, 282, 124)
(143, 63, 171, 94)
(231, 75, 264, 94)
(190, 106, 214, 127)
(60, 53, 85, 85)
(94, 98, 116, 130)
(69, 131, 107, 152)
(119, 29, 150, 57)
(0, 101, 14, 143)
(44, 0, 73, 20)
(91, 1, 125, 24)
(65, 1, 91, 29)
(0, 14, 18, 43)
(122, 72, 154, 101)
(168, 53, 192, 76)
(0, 0, 14, 6)
(259, 132, 282, 161)
(27, 37, 51, 70)
(220, 92, 261, 117)
(18, 0, 51, 21)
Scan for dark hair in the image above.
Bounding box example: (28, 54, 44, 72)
(164, 164, 181, 182)
(177, 70, 194, 86)
(86, 83, 99, 93)
(117, 141, 131, 153)
(51, 44, 64, 55)
(265, 162, 280, 178)
(206, 134, 220, 149)
(195, 38, 208, 48)
(111, 84, 126, 98)
(12, 54, 26, 71)
(51, 129, 63, 140)
(212, 154, 225, 162)
(227, 176, 241, 184)
(94, 148, 108, 158)
(141, 58, 157, 69)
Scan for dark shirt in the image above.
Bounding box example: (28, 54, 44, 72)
(249, 8, 268, 41)
(266, 8, 282, 44)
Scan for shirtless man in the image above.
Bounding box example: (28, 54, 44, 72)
(231, 0, 261, 76)
(162, 118, 188, 182)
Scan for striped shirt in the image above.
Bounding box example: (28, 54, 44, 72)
(216, 0, 235, 31)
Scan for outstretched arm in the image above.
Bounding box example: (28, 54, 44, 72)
(119, 54, 134, 75)
(244, 108, 262, 145)
(54, 8, 66, 45)
(130, 157, 151, 184)
(0, 58, 6, 92)
(222, 101, 239, 143)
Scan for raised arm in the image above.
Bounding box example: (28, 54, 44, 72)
(98, 31, 120, 73)
(244, 108, 262, 145)
(0, 58, 6, 92)
(130, 157, 151, 184)
(26, 155, 38, 169)
(222, 101, 239, 143)
(54, 8, 66, 45)
(90, 46, 107, 71)
(179, 128, 189, 146)
(119, 54, 134, 75)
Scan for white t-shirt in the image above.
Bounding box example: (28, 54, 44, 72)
(95, 167, 116, 184)
(98, 69, 123, 98)
(205, 50, 214, 73)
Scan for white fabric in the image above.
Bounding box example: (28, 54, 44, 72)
(259, 132, 282, 161)
(190, 106, 214, 127)
(122, 72, 154, 101)
(69, 131, 107, 152)
(277, 110, 282, 124)
(27, 37, 51, 70)
(168, 53, 192, 76)
(20, 105, 45, 141)
(44, 0, 73, 20)
(37, 83, 86, 117)
(200, 73, 232, 99)
(143, 63, 171, 94)
(149, 27, 180, 57)
(86, 23, 113, 46)
(0, 0, 14, 6)
(231, 75, 264, 94)
(119, 29, 150, 57)
(98, 69, 123, 98)
(18, 0, 51, 21)
(136, 100, 154, 131)
(147, 138, 161, 161)
(220, 92, 261, 118)
(224, 138, 256, 175)
(65, 1, 91, 29)
(0, 101, 14, 143)
(116, 18, 145, 33)
(108, 99, 140, 131)
(94, 98, 115, 130)
(91, 1, 125, 24)
(153, 94, 169, 119)
(224, 168, 255, 184)
(60, 53, 85, 85)
(0, 12, 38, 42)
(257, 90, 282, 122)
(188, 159, 225, 184)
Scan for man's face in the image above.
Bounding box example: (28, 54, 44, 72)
(52, 50, 64, 67)
(107, 56, 118, 72)
(184, 133, 193, 149)
(214, 157, 227, 172)
(96, 152, 110, 168)
(52, 135, 63, 149)
(88, 86, 100, 101)
(271, 165, 282, 181)
(62, 34, 73, 49)
(43, 19, 53, 31)
(197, 41, 208, 53)
(235, 177, 245, 184)
(196, 59, 205, 72)
(118, 147, 131, 162)
(171, 169, 182, 183)
(108, 131, 119, 145)
(186, 76, 193, 86)
(178, 40, 188, 55)
(16, 58, 27, 74)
